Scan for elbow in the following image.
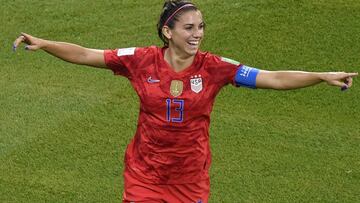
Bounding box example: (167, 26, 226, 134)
(257, 71, 290, 90)
(75, 49, 91, 65)
(269, 72, 296, 90)
(272, 80, 291, 90)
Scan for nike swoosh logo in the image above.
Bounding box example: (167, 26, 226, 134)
(147, 76, 160, 83)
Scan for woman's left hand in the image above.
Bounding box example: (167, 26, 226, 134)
(322, 72, 358, 90)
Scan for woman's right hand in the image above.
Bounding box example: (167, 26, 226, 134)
(13, 33, 45, 52)
(12, 32, 107, 68)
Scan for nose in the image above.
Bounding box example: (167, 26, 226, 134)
(193, 27, 203, 38)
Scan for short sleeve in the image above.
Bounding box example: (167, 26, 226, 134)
(205, 54, 242, 87)
(104, 47, 140, 79)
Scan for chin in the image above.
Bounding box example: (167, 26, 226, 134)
(186, 47, 199, 56)
(187, 51, 197, 56)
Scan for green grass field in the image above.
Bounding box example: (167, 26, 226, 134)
(1, 0, 360, 202)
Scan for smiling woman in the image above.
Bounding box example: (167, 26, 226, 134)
(12, 0, 358, 202)
(157, 1, 205, 72)
(163, 10, 205, 70)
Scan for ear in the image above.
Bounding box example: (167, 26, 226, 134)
(162, 26, 172, 40)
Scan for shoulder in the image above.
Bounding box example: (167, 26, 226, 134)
(200, 50, 241, 69)
(116, 46, 159, 59)
(106, 46, 159, 57)
(135, 46, 159, 55)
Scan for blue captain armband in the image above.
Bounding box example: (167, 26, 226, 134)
(234, 65, 260, 88)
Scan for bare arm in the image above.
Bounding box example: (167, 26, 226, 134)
(256, 70, 358, 90)
(13, 33, 107, 68)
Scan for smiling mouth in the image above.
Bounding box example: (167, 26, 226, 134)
(188, 41, 199, 45)
(187, 41, 200, 48)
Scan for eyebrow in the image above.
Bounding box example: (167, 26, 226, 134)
(183, 22, 205, 26)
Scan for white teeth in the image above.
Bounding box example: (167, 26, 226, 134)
(188, 41, 199, 45)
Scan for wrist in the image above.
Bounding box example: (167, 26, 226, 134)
(39, 39, 50, 50)
(317, 72, 329, 82)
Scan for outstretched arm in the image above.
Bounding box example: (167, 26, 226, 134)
(256, 70, 358, 90)
(13, 33, 107, 68)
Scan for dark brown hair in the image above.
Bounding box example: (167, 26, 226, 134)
(157, 0, 199, 46)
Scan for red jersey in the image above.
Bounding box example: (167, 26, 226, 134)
(104, 46, 240, 184)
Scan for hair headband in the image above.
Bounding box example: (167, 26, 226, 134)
(163, 4, 195, 27)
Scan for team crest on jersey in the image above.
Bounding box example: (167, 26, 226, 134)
(170, 80, 183, 97)
(190, 75, 203, 93)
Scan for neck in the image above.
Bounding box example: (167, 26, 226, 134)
(164, 47, 195, 73)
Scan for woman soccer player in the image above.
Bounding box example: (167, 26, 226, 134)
(13, 0, 357, 202)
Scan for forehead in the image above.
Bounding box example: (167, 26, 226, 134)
(176, 10, 203, 24)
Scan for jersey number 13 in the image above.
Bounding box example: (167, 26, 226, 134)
(166, 99, 184, 123)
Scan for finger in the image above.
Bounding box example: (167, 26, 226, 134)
(13, 35, 26, 51)
(21, 32, 31, 38)
(345, 77, 353, 88)
(20, 33, 32, 43)
(24, 45, 41, 51)
(339, 78, 352, 91)
(339, 80, 349, 91)
(346, 72, 358, 78)
(330, 80, 347, 87)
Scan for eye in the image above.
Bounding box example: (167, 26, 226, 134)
(185, 26, 192, 30)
